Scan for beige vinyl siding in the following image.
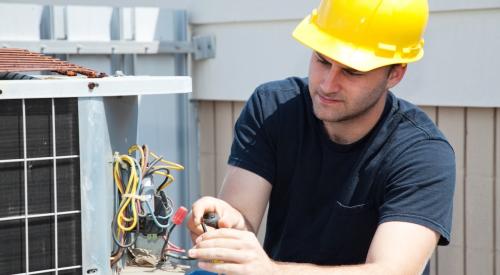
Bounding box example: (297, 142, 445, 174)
(437, 108, 466, 275)
(198, 101, 245, 197)
(465, 108, 495, 274)
(420, 107, 439, 275)
(198, 101, 500, 274)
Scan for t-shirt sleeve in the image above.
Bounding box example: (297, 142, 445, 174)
(379, 139, 456, 245)
(227, 88, 277, 184)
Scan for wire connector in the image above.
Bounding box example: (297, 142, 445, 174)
(172, 207, 188, 225)
(121, 194, 146, 201)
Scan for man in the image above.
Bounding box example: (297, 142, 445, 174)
(187, 0, 455, 274)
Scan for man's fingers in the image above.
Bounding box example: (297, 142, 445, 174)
(198, 228, 253, 241)
(186, 213, 205, 235)
(191, 197, 218, 225)
(193, 238, 245, 250)
(198, 261, 243, 275)
(218, 218, 231, 228)
(189, 247, 251, 263)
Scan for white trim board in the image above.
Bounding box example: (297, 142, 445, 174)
(0, 76, 191, 99)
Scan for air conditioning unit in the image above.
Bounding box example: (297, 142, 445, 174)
(0, 71, 191, 275)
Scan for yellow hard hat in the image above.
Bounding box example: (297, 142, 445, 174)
(293, 0, 429, 72)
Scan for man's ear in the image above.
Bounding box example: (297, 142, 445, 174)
(387, 64, 407, 89)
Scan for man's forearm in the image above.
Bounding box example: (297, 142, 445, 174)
(241, 214, 257, 233)
(273, 261, 397, 275)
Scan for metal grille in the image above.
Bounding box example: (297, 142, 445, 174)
(0, 98, 82, 274)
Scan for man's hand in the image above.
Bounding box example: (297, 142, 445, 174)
(188, 228, 277, 275)
(187, 196, 248, 243)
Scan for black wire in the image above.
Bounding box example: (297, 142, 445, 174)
(164, 252, 194, 260)
(144, 167, 170, 178)
(160, 225, 177, 261)
(159, 224, 196, 262)
(145, 157, 164, 174)
(145, 167, 172, 192)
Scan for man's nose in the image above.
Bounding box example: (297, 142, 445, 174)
(320, 66, 342, 93)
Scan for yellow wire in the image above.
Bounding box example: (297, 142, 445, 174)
(112, 146, 185, 234)
(113, 154, 140, 232)
(149, 152, 184, 170)
(128, 144, 147, 174)
(155, 172, 174, 190)
(128, 144, 144, 158)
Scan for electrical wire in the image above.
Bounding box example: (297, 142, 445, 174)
(159, 213, 213, 263)
(160, 224, 196, 262)
(110, 144, 186, 267)
(114, 157, 142, 232)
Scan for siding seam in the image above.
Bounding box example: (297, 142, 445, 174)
(463, 107, 467, 275)
(494, 108, 497, 275)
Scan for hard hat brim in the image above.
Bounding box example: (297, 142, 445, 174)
(292, 15, 424, 72)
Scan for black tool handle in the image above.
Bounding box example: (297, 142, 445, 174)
(202, 212, 220, 229)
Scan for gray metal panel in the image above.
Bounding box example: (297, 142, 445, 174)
(0, 3, 43, 40)
(174, 9, 201, 249)
(135, 93, 188, 249)
(78, 97, 114, 275)
(104, 96, 140, 154)
(132, 9, 198, 251)
(66, 6, 112, 41)
(0, 0, 189, 9)
(79, 96, 139, 275)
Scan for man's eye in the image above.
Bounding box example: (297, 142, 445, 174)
(343, 69, 364, 76)
(317, 57, 330, 65)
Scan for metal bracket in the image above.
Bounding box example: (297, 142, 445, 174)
(192, 35, 216, 61)
(0, 40, 191, 55)
(0, 36, 217, 60)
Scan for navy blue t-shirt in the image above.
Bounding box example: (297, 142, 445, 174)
(228, 77, 455, 269)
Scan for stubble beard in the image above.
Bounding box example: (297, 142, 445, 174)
(313, 82, 388, 124)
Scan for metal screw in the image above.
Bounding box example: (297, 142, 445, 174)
(86, 268, 98, 274)
(88, 82, 99, 90)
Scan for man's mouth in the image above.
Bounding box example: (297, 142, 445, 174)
(317, 93, 343, 104)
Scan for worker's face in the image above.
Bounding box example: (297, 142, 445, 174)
(308, 52, 405, 123)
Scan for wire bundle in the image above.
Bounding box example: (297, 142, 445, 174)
(110, 144, 185, 267)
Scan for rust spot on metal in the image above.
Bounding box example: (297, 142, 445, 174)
(0, 48, 107, 78)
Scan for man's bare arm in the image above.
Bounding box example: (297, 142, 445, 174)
(274, 221, 439, 275)
(189, 220, 438, 275)
(188, 165, 271, 238)
(189, 166, 439, 275)
(218, 165, 272, 233)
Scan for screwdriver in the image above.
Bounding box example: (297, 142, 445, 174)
(201, 212, 224, 267)
(201, 212, 220, 232)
